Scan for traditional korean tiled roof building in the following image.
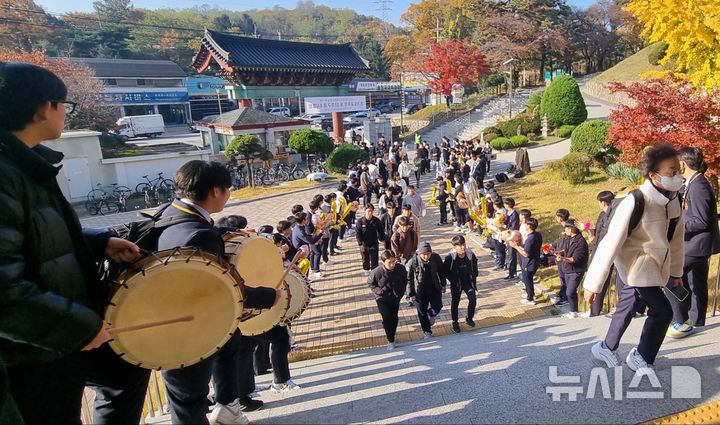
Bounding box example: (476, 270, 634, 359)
(192, 29, 370, 104)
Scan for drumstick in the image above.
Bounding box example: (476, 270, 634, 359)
(276, 251, 303, 288)
(109, 315, 194, 334)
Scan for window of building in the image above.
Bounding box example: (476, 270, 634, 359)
(155, 79, 182, 88)
(106, 79, 117, 85)
(137, 79, 146, 86)
(117, 79, 137, 87)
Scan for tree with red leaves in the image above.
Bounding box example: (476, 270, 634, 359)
(608, 77, 720, 179)
(422, 39, 489, 97)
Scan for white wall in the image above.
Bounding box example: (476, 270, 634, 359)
(102, 151, 211, 191)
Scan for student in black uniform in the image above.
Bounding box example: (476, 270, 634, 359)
(408, 242, 446, 339)
(508, 217, 542, 305)
(444, 235, 478, 334)
(356, 204, 386, 276)
(157, 161, 278, 424)
(368, 250, 409, 351)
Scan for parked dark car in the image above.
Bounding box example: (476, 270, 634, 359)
(404, 103, 425, 115)
(375, 100, 397, 113)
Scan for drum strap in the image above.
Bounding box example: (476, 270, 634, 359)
(172, 202, 206, 221)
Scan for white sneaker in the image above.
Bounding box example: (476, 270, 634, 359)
(423, 331, 432, 339)
(312, 272, 324, 279)
(270, 379, 302, 393)
(387, 342, 396, 351)
(562, 311, 579, 319)
(591, 341, 620, 368)
(209, 399, 249, 425)
(626, 347, 654, 376)
(362, 270, 370, 276)
(580, 311, 591, 318)
(454, 226, 462, 232)
(323, 259, 335, 265)
(254, 384, 271, 392)
(520, 299, 536, 306)
(666, 321, 695, 338)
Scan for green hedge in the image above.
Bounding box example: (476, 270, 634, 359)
(570, 119, 612, 157)
(509, 135, 528, 148)
(546, 152, 592, 185)
(491, 137, 511, 150)
(527, 90, 544, 111)
(540, 75, 588, 127)
(554, 125, 577, 138)
(326, 143, 369, 173)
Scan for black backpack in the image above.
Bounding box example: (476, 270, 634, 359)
(608, 188, 680, 241)
(98, 203, 201, 290)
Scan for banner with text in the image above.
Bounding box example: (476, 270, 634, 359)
(304, 96, 367, 114)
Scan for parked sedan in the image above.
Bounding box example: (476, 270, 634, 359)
(375, 100, 397, 113)
(403, 103, 425, 115)
(343, 109, 381, 124)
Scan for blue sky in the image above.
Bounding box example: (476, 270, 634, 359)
(36, 0, 598, 25)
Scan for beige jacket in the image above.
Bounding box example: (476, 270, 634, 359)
(583, 180, 684, 293)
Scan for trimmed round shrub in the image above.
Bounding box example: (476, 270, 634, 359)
(491, 137, 511, 150)
(554, 125, 577, 138)
(509, 135, 528, 148)
(547, 152, 592, 185)
(326, 143, 369, 173)
(540, 75, 588, 127)
(570, 119, 611, 157)
(288, 129, 334, 155)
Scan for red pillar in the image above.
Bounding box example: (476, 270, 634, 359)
(332, 112, 344, 143)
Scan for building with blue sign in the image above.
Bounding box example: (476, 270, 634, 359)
(186, 75, 237, 121)
(67, 57, 192, 125)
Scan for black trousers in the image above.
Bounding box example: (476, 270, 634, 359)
(438, 200, 448, 223)
(163, 331, 243, 424)
(376, 296, 401, 343)
(363, 191, 372, 207)
(360, 244, 379, 271)
(669, 255, 710, 326)
(253, 339, 270, 375)
(252, 326, 291, 385)
(321, 237, 330, 262)
(522, 268, 536, 301)
(604, 283, 673, 364)
(590, 267, 613, 317)
(493, 239, 506, 267)
(450, 281, 476, 323)
(329, 228, 339, 254)
(507, 246, 517, 278)
(8, 344, 149, 425)
(565, 272, 584, 313)
(416, 289, 443, 333)
(557, 268, 568, 301)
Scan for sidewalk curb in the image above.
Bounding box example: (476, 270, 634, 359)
(226, 179, 338, 207)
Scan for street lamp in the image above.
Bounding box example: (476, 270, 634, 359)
(503, 58, 517, 118)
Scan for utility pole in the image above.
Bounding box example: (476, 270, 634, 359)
(503, 58, 517, 119)
(374, 0, 393, 40)
(436, 16, 440, 43)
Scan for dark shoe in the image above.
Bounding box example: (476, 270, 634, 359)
(452, 322, 461, 333)
(503, 275, 516, 280)
(238, 396, 263, 412)
(465, 317, 475, 327)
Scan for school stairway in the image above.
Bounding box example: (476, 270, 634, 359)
(419, 89, 535, 144)
(147, 314, 720, 424)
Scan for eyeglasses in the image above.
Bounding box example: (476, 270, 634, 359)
(51, 100, 78, 115)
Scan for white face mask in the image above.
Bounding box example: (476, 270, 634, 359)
(658, 174, 684, 192)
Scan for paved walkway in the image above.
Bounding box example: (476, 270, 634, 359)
(239, 315, 720, 424)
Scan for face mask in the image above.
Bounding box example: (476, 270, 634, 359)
(658, 174, 684, 192)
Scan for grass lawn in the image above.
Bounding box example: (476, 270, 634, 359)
(230, 175, 340, 201)
(498, 166, 720, 314)
(527, 135, 565, 147)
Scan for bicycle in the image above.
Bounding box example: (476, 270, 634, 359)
(308, 159, 327, 174)
(85, 183, 131, 215)
(135, 172, 174, 207)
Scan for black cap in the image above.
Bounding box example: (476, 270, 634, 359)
(402, 204, 412, 210)
(418, 242, 432, 254)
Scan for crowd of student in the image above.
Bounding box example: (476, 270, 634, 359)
(2, 62, 719, 425)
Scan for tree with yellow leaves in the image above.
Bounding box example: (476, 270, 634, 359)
(625, 0, 720, 91)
